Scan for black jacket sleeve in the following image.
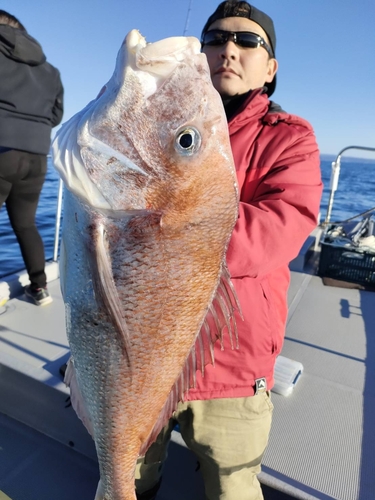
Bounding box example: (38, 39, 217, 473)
(51, 71, 64, 127)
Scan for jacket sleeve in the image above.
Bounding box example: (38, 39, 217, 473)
(51, 71, 64, 127)
(226, 125, 323, 278)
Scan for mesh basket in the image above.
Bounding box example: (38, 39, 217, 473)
(318, 242, 375, 287)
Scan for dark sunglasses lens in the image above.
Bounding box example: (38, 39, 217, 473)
(236, 33, 259, 48)
(203, 31, 227, 46)
(203, 31, 262, 50)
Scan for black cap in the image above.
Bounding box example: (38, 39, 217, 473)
(201, 1, 277, 97)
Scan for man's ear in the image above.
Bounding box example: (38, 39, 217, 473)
(265, 58, 278, 83)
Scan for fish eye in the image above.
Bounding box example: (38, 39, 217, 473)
(175, 127, 201, 156)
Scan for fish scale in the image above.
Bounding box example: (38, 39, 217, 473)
(53, 30, 239, 499)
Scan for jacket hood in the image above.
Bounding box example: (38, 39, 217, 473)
(0, 24, 46, 65)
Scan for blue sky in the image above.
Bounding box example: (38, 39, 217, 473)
(3, 0, 375, 158)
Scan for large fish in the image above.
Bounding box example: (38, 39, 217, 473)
(53, 30, 239, 499)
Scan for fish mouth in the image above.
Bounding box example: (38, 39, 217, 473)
(125, 29, 147, 54)
(135, 32, 201, 61)
(123, 29, 202, 79)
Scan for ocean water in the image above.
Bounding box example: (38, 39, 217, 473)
(0, 156, 375, 279)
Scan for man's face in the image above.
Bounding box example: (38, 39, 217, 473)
(202, 17, 278, 97)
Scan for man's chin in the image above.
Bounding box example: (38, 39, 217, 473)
(211, 76, 242, 97)
(213, 81, 249, 98)
(215, 86, 240, 98)
(219, 91, 239, 99)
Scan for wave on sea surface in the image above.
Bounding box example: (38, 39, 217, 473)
(0, 156, 375, 278)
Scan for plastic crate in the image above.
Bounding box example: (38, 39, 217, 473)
(318, 242, 375, 287)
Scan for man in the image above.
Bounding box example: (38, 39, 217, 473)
(0, 10, 63, 306)
(136, 2, 323, 499)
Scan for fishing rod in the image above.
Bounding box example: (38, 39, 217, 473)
(183, 0, 193, 35)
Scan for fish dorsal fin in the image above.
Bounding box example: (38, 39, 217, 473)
(139, 264, 241, 456)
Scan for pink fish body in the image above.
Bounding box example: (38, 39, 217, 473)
(53, 30, 239, 499)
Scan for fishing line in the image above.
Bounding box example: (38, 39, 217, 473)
(322, 206, 375, 226)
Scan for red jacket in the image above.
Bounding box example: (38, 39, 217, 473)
(187, 90, 323, 400)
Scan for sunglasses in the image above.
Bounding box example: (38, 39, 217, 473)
(201, 29, 273, 57)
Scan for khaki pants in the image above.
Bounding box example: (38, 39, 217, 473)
(135, 393, 273, 500)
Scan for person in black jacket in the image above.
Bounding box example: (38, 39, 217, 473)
(0, 10, 64, 306)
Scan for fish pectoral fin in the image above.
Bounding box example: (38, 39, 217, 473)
(64, 358, 94, 438)
(95, 222, 133, 366)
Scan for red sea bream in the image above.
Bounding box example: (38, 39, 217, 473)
(52, 30, 239, 500)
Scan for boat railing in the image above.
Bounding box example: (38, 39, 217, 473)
(53, 178, 64, 262)
(324, 145, 375, 224)
(47, 150, 63, 263)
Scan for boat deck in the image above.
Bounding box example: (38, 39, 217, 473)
(262, 267, 375, 500)
(0, 245, 374, 499)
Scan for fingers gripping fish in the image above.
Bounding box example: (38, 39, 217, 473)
(53, 30, 240, 500)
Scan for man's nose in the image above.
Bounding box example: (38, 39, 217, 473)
(219, 41, 239, 60)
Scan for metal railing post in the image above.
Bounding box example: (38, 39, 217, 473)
(53, 178, 64, 262)
(324, 145, 375, 224)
